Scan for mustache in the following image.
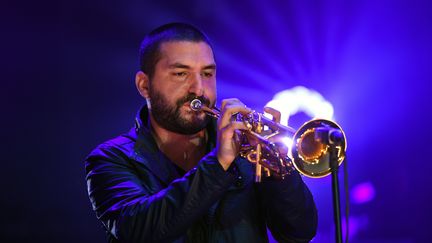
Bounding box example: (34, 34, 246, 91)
(177, 94, 211, 108)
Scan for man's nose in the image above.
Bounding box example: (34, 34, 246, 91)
(188, 73, 204, 97)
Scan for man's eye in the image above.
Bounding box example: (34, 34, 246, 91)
(174, 72, 187, 77)
(202, 72, 213, 78)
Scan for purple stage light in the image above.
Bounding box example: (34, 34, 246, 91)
(342, 215, 369, 240)
(351, 182, 375, 204)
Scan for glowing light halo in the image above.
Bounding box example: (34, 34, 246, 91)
(265, 86, 335, 126)
(264, 86, 335, 153)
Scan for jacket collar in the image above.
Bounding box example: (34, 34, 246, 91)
(129, 103, 217, 186)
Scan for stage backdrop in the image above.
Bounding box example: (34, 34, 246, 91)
(2, 1, 431, 242)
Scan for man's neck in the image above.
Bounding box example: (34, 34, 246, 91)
(149, 114, 207, 172)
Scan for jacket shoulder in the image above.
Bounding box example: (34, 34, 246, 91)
(85, 132, 136, 168)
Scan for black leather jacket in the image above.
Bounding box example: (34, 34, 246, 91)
(85, 106, 317, 242)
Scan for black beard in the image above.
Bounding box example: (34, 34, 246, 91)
(149, 89, 211, 135)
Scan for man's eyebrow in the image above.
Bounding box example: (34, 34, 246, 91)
(168, 63, 216, 70)
(203, 64, 216, 70)
(168, 63, 191, 69)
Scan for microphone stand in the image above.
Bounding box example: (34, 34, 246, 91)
(330, 143, 343, 243)
(316, 127, 345, 243)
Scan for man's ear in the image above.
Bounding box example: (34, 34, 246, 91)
(135, 71, 150, 99)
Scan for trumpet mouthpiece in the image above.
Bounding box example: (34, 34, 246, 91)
(190, 99, 203, 111)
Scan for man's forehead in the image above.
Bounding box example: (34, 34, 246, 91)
(159, 40, 212, 50)
(158, 41, 215, 67)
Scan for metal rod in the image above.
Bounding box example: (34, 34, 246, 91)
(330, 144, 343, 243)
(255, 144, 262, 182)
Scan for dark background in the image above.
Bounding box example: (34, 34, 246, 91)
(2, 0, 432, 242)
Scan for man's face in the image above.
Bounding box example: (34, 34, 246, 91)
(148, 41, 217, 134)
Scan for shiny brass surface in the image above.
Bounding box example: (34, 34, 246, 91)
(190, 99, 347, 179)
(292, 119, 346, 178)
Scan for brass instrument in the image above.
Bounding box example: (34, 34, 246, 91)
(190, 99, 346, 181)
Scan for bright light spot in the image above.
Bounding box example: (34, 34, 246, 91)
(351, 182, 375, 204)
(282, 137, 293, 157)
(265, 86, 334, 126)
(282, 137, 293, 148)
(342, 214, 369, 240)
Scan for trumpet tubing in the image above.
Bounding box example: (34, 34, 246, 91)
(190, 99, 347, 179)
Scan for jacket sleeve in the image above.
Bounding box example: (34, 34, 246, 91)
(256, 170, 318, 242)
(85, 145, 238, 242)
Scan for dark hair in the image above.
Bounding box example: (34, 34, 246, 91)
(139, 23, 212, 79)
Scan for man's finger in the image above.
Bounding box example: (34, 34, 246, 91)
(219, 121, 249, 140)
(264, 107, 281, 123)
(218, 104, 251, 130)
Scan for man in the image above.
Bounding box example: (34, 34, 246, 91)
(85, 23, 317, 243)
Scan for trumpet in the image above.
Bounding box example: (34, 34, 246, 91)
(190, 99, 347, 181)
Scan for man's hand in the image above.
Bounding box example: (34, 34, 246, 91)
(263, 106, 289, 157)
(216, 98, 251, 171)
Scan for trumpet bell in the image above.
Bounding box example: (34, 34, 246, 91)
(291, 119, 347, 178)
